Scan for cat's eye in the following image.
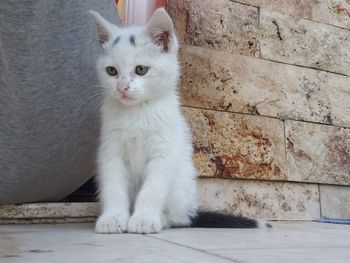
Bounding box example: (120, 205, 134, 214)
(106, 66, 118, 76)
(135, 65, 149, 76)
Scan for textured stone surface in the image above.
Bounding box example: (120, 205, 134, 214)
(0, 225, 233, 263)
(320, 185, 350, 219)
(286, 121, 350, 185)
(0, 202, 99, 219)
(179, 46, 350, 128)
(309, 0, 350, 29)
(169, 1, 350, 74)
(260, 9, 350, 76)
(198, 178, 320, 220)
(183, 107, 285, 180)
(238, 0, 350, 30)
(168, 0, 260, 56)
(2, 223, 350, 263)
(167, 0, 189, 43)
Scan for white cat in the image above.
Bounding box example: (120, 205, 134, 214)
(90, 8, 267, 234)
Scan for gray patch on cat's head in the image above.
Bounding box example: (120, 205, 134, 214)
(112, 36, 121, 46)
(129, 35, 136, 46)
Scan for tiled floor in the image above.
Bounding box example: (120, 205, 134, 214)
(0, 222, 349, 263)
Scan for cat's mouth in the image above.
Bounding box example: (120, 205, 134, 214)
(117, 93, 138, 104)
(120, 94, 134, 100)
(115, 90, 141, 105)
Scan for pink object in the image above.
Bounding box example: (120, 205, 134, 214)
(117, 0, 167, 26)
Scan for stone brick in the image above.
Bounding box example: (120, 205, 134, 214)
(320, 185, 350, 219)
(260, 9, 350, 76)
(167, 0, 189, 43)
(286, 121, 350, 185)
(182, 107, 285, 181)
(168, 0, 260, 56)
(198, 178, 320, 220)
(311, 0, 350, 29)
(179, 46, 350, 128)
(169, 1, 350, 74)
(238, 0, 350, 30)
(0, 203, 99, 219)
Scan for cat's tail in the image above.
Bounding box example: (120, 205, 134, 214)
(190, 211, 272, 228)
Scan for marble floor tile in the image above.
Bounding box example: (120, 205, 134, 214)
(151, 222, 350, 250)
(209, 247, 350, 263)
(1, 222, 349, 263)
(0, 224, 230, 263)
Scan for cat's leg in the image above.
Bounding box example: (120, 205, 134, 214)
(95, 157, 130, 234)
(164, 165, 197, 228)
(127, 158, 172, 234)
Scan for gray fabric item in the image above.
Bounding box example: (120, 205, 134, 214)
(0, 0, 118, 204)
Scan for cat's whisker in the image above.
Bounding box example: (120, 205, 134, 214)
(78, 92, 107, 122)
(141, 94, 155, 105)
(77, 93, 104, 113)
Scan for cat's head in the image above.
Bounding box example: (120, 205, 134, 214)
(90, 8, 179, 106)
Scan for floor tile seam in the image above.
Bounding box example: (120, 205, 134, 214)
(207, 245, 350, 251)
(146, 234, 242, 263)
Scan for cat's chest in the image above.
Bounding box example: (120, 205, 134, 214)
(103, 103, 175, 168)
(115, 123, 152, 161)
(118, 128, 152, 178)
(122, 130, 147, 153)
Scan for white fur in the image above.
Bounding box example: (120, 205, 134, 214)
(91, 9, 197, 234)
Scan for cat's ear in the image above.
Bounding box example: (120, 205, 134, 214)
(89, 10, 115, 45)
(145, 8, 177, 53)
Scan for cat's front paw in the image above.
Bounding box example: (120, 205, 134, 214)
(127, 213, 163, 234)
(95, 214, 128, 234)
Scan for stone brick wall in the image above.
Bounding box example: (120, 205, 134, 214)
(168, 0, 350, 220)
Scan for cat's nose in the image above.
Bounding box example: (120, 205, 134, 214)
(118, 85, 130, 92)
